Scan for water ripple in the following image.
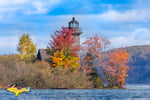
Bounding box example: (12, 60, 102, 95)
(1, 87, 150, 100)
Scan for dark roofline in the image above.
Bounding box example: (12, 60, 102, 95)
(69, 17, 79, 23)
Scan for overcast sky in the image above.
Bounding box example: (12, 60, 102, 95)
(0, 0, 150, 54)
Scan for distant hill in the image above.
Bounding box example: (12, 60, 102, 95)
(81, 45, 150, 84)
(125, 45, 150, 84)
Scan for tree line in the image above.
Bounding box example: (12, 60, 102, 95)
(0, 26, 130, 89)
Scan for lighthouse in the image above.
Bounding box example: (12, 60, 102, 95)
(68, 17, 82, 47)
(37, 17, 83, 61)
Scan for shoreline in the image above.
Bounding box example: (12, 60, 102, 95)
(0, 87, 126, 90)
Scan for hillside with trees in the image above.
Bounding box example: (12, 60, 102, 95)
(125, 45, 150, 84)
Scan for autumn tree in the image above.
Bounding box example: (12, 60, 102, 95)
(82, 34, 110, 88)
(52, 50, 80, 69)
(48, 26, 80, 57)
(82, 34, 130, 88)
(48, 26, 80, 69)
(106, 49, 130, 88)
(17, 34, 37, 62)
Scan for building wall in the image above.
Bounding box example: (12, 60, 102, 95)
(73, 35, 80, 47)
(70, 27, 81, 47)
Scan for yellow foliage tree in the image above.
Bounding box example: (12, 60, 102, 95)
(52, 50, 80, 69)
(17, 34, 37, 62)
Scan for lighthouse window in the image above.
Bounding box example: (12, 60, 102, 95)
(70, 23, 79, 27)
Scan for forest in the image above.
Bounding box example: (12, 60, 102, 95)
(0, 26, 130, 89)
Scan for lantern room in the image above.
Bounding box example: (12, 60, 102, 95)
(69, 17, 79, 29)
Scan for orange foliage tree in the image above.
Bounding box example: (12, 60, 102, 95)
(82, 34, 130, 88)
(106, 49, 130, 87)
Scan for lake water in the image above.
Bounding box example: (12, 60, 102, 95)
(1, 85, 150, 100)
